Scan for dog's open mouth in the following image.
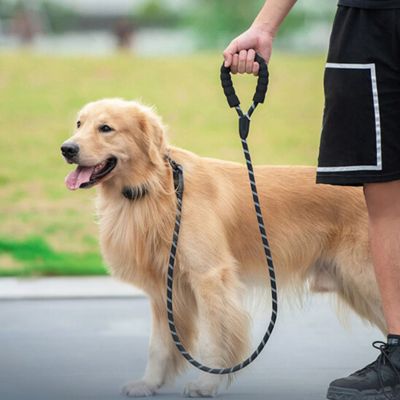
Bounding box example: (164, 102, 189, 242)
(65, 157, 117, 190)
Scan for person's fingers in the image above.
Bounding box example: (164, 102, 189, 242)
(223, 52, 232, 68)
(237, 50, 247, 74)
(223, 40, 239, 67)
(252, 62, 260, 76)
(245, 49, 255, 74)
(231, 53, 239, 74)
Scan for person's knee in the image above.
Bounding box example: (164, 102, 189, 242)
(364, 180, 400, 220)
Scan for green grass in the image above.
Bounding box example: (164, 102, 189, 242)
(0, 51, 325, 276)
(0, 236, 105, 277)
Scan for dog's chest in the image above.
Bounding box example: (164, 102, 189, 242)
(96, 200, 166, 284)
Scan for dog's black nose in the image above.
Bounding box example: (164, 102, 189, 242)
(61, 142, 79, 159)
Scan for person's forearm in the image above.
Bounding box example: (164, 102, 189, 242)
(252, 0, 297, 37)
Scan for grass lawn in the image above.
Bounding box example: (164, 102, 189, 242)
(0, 51, 325, 276)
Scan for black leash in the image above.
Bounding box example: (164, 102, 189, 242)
(166, 54, 278, 374)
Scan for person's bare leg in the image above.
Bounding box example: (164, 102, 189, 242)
(364, 180, 400, 334)
(327, 181, 400, 400)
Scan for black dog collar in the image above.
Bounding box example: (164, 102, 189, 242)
(122, 156, 183, 201)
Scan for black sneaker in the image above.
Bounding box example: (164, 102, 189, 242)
(327, 340, 400, 400)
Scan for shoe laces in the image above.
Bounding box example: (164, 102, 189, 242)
(371, 341, 400, 400)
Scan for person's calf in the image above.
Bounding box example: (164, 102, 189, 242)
(364, 181, 400, 334)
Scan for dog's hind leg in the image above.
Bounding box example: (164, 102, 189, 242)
(310, 255, 386, 333)
(122, 290, 197, 397)
(183, 258, 251, 398)
(335, 263, 387, 333)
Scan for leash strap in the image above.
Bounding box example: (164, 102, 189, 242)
(166, 54, 278, 374)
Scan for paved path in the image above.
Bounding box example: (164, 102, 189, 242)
(0, 277, 144, 299)
(0, 294, 382, 400)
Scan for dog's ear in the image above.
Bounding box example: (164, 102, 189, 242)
(138, 112, 166, 166)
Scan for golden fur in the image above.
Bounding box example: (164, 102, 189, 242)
(63, 98, 384, 397)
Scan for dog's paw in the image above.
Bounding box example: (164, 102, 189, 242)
(121, 380, 158, 397)
(183, 381, 219, 398)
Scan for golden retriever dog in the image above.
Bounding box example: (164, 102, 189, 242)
(61, 98, 385, 398)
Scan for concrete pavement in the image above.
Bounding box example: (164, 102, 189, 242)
(0, 290, 383, 400)
(0, 277, 144, 299)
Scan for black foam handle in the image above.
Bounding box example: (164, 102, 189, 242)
(220, 62, 240, 107)
(253, 53, 269, 104)
(220, 53, 269, 108)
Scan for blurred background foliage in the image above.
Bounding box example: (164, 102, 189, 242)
(135, 0, 183, 27)
(188, 0, 334, 51)
(0, 0, 335, 52)
(39, 1, 78, 33)
(0, 0, 334, 276)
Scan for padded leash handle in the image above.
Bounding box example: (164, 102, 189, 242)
(220, 53, 269, 139)
(220, 53, 269, 108)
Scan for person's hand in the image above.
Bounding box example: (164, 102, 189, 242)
(223, 25, 273, 75)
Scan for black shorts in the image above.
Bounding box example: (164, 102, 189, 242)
(316, 6, 400, 186)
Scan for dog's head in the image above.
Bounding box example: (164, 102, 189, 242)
(61, 99, 167, 190)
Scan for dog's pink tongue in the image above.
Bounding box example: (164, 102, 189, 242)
(65, 166, 95, 190)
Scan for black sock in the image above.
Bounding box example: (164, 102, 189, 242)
(387, 334, 400, 346)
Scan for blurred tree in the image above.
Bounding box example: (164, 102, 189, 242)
(189, 0, 264, 49)
(10, 1, 42, 45)
(0, 0, 14, 18)
(114, 17, 135, 50)
(39, 1, 78, 33)
(188, 0, 334, 50)
(133, 0, 183, 28)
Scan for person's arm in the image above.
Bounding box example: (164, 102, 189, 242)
(223, 0, 297, 74)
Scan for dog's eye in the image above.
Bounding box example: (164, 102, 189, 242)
(99, 124, 113, 133)
(77, 121, 81, 128)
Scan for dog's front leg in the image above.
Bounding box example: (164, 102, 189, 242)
(183, 264, 250, 398)
(122, 298, 186, 397)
